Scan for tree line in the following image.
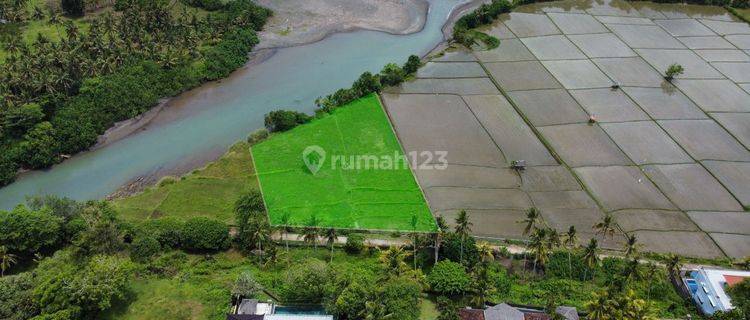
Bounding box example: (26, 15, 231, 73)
(0, 0, 272, 186)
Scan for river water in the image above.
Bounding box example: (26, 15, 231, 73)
(0, 0, 465, 209)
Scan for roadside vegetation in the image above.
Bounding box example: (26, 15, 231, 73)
(0, 0, 272, 187)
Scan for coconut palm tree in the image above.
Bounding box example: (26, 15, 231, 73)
(621, 258, 642, 288)
(623, 233, 640, 258)
(519, 207, 541, 236)
(665, 254, 682, 281)
(582, 238, 600, 282)
(0, 246, 18, 277)
(454, 210, 472, 264)
(530, 228, 550, 273)
(563, 226, 579, 279)
(410, 213, 420, 270)
(379, 246, 409, 278)
(279, 211, 292, 252)
(585, 291, 613, 320)
(325, 228, 337, 263)
(476, 241, 494, 264)
(300, 215, 320, 250)
(592, 213, 617, 241)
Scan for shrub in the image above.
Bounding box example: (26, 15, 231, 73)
(0, 151, 18, 187)
(380, 278, 421, 320)
(232, 271, 263, 298)
(140, 218, 184, 249)
(183, 0, 225, 11)
(180, 217, 230, 251)
(148, 251, 188, 276)
(0, 206, 63, 255)
(344, 233, 365, 254)
(130, 236, 162, 262)
(402, 55, 421, 74)
(427, 260, 471, 296)
(665, 63, 684, 80)
(0, 273, 40, 320)
(16, 122, 59, 169)
(282, 258, 330, 302)
(203, 29, 260, 80)
(247, 128, 269, 144)
(440, 233, 479, 268)
(735, 0, 750, 8)
(380, 63, 406, 86)
(264, 110, 312, 132)
(1, 103, 45, 138)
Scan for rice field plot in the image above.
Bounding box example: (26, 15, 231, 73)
(252, 94, 436, 232)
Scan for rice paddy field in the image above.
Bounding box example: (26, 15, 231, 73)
(252, 94, 436, 232)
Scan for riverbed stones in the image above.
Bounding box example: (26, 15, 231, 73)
(538, 124, 631, 167)
(542, 60, 613, 89)
(601, 121, 692, 165)
(574, 166, 676, 211)
(642, 163, 743, 211)
(416, 62, 486, 78)
(675, 80, 750, 112)
(609, 24, 685, 49)
(508, 89, 589, 126)
(547, 12, 608, 34)
(568, 33, 637, 58)
(521, 35, 586, 60)
(659, 120, 750, 161)
(621, 87, 707, 120)
(484, 61, 561, 91)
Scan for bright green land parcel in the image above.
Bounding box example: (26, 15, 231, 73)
(252, 94, 436, 232)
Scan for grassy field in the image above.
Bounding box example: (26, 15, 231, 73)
(252, 94, 436, 232)
(113, 142, 257, 224)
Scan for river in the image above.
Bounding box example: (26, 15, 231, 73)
(0, 0, 466, 210)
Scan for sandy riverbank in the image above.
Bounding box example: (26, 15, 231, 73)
(256, 0, 429, 49)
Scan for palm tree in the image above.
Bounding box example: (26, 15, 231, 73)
(519, 207, 541, 236)
(0, 246, 18, 277)
(530, 228, 550, 273)
(252, 221, 271, 262)
(623, 233, 640, 258)
(410, 213, 419, 270)
(454, 210, 472, 264)
(476, 241, 494, 264)
(665, 254, 682, 281)
(300, 215, 320, 250)
(582, 238, 600, 282)
(32, 7, 45, 21)
(585, 291, 613, 320)
(563, 226, 579, 279)
(379, 246, 409, 278)
(592, 213, 617, 241)
(471, 262, 493, 308)
(643, 263, 658, 300)
(279, 212, 291, 252)
(325, 228, 337, 263)
(621, 258, 642, 288)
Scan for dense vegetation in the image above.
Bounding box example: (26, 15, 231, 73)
(0, 0, 272, 186)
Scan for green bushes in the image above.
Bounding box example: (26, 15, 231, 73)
(439, 233, 480, 268)
(203, 29, 260, 80)
(427, 260, 471, 296)
(140, 218, 184, 249)
(344, 234, 365, 254)
(264, 110, 312, 132)
(452, 0, 512, 47)
(130, 236, 162, 262)
(182, 0, 225, 11)
(180, 217, 231, 251)
(0, 206, 63, 256)
(281, 258, 330, 302)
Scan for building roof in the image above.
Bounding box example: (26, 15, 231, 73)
(724, 275, 748, 287)
(459, 308, 486, 320)
(484, 303, 525, 320)
(239, 299, 259, 315)
(556, 306, 580, 320)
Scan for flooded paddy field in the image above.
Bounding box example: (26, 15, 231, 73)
(385, 0, 750, 258)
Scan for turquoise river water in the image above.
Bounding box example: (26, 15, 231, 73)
(0, 0, 465, 209)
